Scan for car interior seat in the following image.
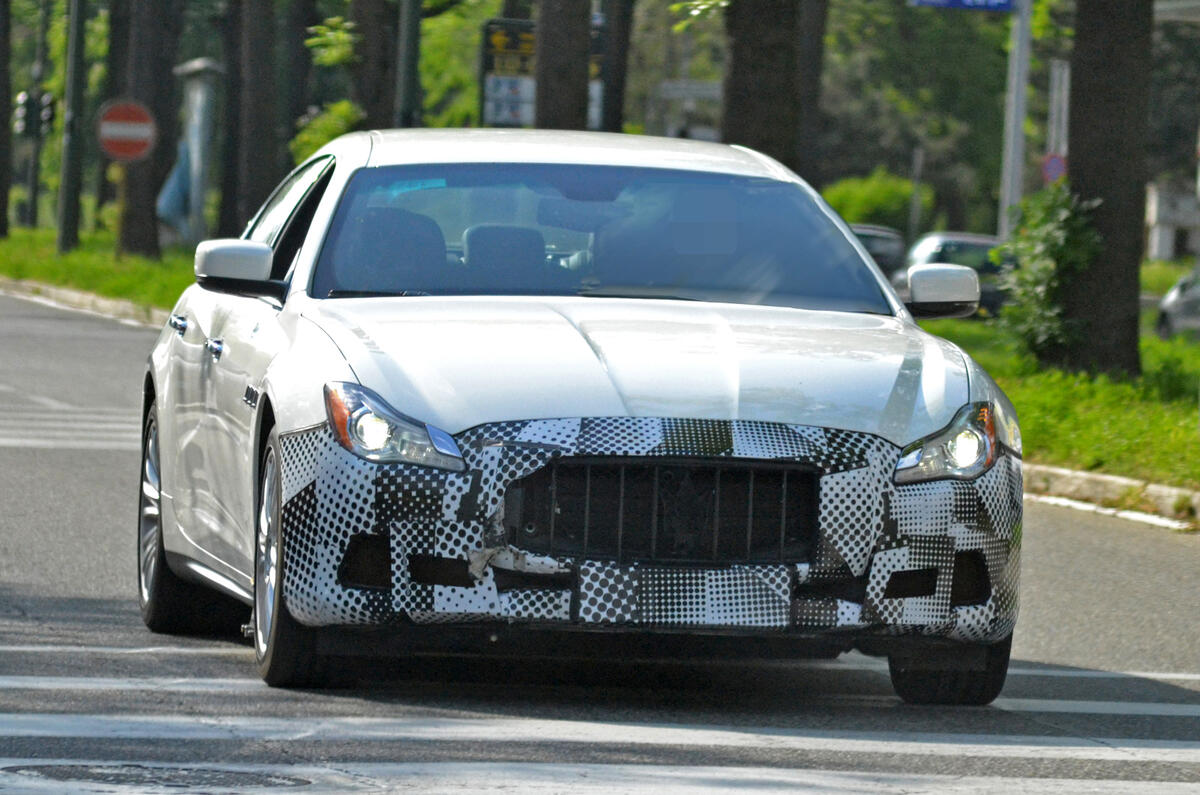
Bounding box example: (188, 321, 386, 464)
(461, 224, 548, 290)
(333, 206, 446, 294)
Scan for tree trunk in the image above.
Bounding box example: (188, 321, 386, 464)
(95, 0, 129, 216)
(535, 0, 591, 130)
(349, 0, 395, 129)
(502, 0, 532, 18)
(119, 0, 184, 258)
(0, 0, 10, 239)
(282, 0, 316, 138)
(722, 0, 799, 172)
(1060, 0, 1152, 377)
(238, 0, 279, 225)
(600, 0, 634, 133)
(216, 0, 242, 237)
(794, 0, 828, 186)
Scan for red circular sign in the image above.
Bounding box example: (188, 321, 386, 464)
(97, 100, 157, 163)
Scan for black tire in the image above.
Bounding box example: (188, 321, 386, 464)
(1156, 314, 1174, 340)
(138, 405, 244, 635)
(254, 427, 324, 687)
(888, 635, 1011, 706)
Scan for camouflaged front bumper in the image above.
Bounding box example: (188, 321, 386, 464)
(278, 418, 1021, 644)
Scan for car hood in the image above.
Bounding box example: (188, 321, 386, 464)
(304, 297, 969, 447)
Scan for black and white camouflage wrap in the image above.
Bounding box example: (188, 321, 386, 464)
(278, 417, 1021, 644)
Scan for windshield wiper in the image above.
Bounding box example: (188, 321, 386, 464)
(327, 289, 430, 298)
(576, 286, 702, 301)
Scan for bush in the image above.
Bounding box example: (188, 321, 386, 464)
(289, 100, 365, 165)
(991, 181, 1101, 362)
(821, 166, 933, 231)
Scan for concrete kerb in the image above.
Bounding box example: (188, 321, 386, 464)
(1024, 463, 1198, 529)
(0, 275, 168, 328)
(1, 277, 1195, 531)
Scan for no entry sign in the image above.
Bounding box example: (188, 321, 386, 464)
(97, 100, 157, 162)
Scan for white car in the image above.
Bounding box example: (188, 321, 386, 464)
(138, 130, 1022, 703)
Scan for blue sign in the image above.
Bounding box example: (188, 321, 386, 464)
(910, 0, 1014, 11)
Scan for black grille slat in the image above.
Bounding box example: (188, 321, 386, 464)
(505, 458, 819, 565)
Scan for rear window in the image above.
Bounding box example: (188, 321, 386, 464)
(312, 163, 892, 314)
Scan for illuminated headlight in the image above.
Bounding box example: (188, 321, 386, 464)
(324, 382, 465, 471)
(894, 402, 1018, 484)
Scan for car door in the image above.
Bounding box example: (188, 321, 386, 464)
(162, 284, 227, 563)
(203, 158, 335, 575)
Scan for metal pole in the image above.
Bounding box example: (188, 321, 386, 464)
(1046, 59, 1070, 157)
(998, 0, 1032, 240)
(24, 0, 49, 228)
(56, 0, 87, 253)
(393, 0, 422, 128)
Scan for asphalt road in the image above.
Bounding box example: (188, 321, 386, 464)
(0, 292, 1197, 793)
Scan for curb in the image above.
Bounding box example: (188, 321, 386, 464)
(2, 278, 1195, 531)
(0, 276, 169, 328)
(1024, 463, 1198, 528)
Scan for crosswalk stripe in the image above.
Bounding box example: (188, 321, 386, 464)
(0, 439, 140, 450)
(0, 645, 250, 657)
(2, 714, 1198, 763)
(2, 645, 1199, 683)
(0, 677, 1198, 718)
(1, 761, 1198, 794)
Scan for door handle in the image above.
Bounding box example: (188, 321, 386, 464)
(168, 314, 188, 336)
(205, 338, 224, 360)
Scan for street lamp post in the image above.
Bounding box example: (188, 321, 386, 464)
(998, 0, 1033, 240)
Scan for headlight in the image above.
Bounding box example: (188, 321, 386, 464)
(894, 402, 1010, 484)
(323, 382, 465, 471)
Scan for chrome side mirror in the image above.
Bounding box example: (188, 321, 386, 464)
(906, 263, 980, 319)
(194, 239, 285, 302)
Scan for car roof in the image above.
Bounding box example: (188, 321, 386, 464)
(332, 129, 796, 181)
(915, 231, 1000, 246)
(850, 224, 903, 238)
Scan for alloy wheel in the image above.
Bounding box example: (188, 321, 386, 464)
(254, 448, 281, 659)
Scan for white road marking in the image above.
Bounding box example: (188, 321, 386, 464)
(0, 408, 141, 450)
(3, 644, 1198, 683)
(6, 677, 1196, 718)
(2, 714, 1200, 763)
(1, 761, 1198, 795)
(0, 645, 250, 657)
(1024, 493, 1194, 531)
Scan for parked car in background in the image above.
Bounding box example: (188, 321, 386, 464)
(850, 224, 906, 277)
(1157, 264, 1200, 338)
(894, 232, 1008, 316)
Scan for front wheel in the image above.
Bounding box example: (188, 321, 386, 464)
(254, 429, 323, 687)
(888, 635, 1011, 706)
(1156, 314, 1175, 340)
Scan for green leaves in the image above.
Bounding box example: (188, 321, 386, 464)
(992, 180, 1102, 361)
(305, 16, 359, 68)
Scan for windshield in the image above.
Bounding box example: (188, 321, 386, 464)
(312, 164, 892, 314)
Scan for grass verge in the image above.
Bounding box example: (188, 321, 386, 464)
(923, 318, 1200, 491)
(0, 228, 193, 310)
(1141, 259, 1192, 297)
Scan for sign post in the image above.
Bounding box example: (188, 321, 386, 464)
(96, 100, 157, 253)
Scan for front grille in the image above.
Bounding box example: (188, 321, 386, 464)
(503, 457, 819, 565)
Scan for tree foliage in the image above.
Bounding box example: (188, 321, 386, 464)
(822, 167, 933, 232)
(992, 180, 1101, 363)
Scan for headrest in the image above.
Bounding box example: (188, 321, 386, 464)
(462, 225, 545, 273)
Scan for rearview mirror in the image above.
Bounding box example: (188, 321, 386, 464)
(905, 263, 980, 319)
(194, 239, 286, 302)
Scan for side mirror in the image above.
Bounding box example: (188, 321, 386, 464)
(905, 263, 980, 319)
(194, 239, 286, 302)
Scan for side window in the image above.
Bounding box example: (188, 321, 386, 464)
(271, 168, 334, 281)
(244, 157, 332, 246)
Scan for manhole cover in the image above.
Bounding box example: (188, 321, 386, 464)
(4, 764, 310, 789)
